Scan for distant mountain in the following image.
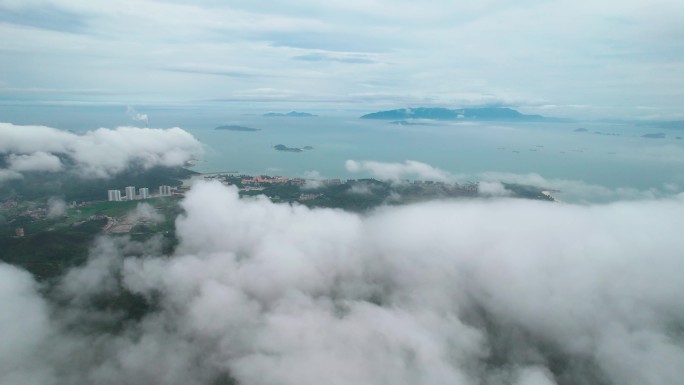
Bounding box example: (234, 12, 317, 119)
(360, 107, 548, 121)
(215, 125, 260, 132)
(263, 111, 317, 117)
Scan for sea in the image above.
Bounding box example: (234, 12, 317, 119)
(2, 104, 683, 202)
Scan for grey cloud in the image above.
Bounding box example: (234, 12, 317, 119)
(1, 1, 683, 117)
(266, 31, 388, 52)
(2, 182, 684, 384)
(0, 169, 23, 182)
(0, 4, 87, 34)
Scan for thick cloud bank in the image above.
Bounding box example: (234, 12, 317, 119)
(0, 123, 202, 178)
(2, 182, 684, 385)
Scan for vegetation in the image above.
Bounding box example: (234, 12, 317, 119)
(0, 218, 105, 279)
(0, 165, 195, 202)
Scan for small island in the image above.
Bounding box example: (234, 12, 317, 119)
(274, 144, 302, 152)
(642, 133, 665, 139)
(273, 144, 314, 153)
(574, 127, 588, 132)
(215, 125, 261, 132)
(594, 131, 620, 136)
(263, 111, 317, 118)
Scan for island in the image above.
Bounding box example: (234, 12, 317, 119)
(360, 107, 551, 121)
(214, 125, 260, 132)
(642, 133, 666, 139)
(274, 144, 303, 152)
(263, 111, 317, 117)
(574, 127, 588, 132)
(594, 131, 620, 136)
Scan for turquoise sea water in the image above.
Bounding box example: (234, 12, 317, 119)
(2, 105, 683, 199)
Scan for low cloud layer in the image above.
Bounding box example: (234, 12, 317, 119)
(346, 159, 682, 203)
(346, 159, 454, 183)
(46, 197, 67, 218)
(2, 181, 684, 385)
(8, 151, 63, 172)
(0, 123, 202, 179)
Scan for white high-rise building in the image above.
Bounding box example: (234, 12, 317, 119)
(125, 186, 136, 200)
(139, 188, 149, 199)
(159, 185, 172, 196)
(107, 190, 122, 201)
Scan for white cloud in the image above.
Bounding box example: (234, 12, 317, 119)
(47, 197, 67, 218)
(302, 170, 324, 189)
(127, 202, 164, 224)
(347, 182, 374, 195)
(346, 159, 455, 183)
(477, 181, 512, 197)
(0, 169, 23, 182)
(2, 181, 684, 384)
(8, 151, 63, 172)
(0, 123, 202, 178)
(0, 263, 52, 384)
(127, 106, 149, 126)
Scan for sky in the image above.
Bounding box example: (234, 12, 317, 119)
(0, 0, 683, 119)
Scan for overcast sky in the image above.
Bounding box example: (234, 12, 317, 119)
(0, 0, 683, 119)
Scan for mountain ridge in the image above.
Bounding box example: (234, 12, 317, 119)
(360, 107, 550, 121)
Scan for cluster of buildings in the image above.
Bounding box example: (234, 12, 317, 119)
(240, 176, 292, 185)
(107, 185, 174, 202)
